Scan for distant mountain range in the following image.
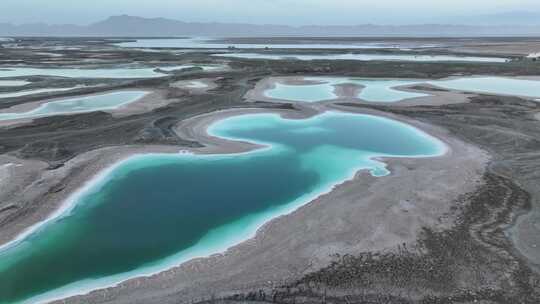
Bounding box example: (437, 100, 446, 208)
(450, 11, 540, 26)
(2, 15, 540, 37)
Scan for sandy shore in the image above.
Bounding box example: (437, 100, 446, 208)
(110, 89, 174, 118)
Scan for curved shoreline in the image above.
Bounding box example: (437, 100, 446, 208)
(0, 90, 147, 115)
(170, 78, 219, 93)
(245, 76, 470, 106)
(0, 89, 178, 126)
(246, 75, 540, 106)
(68, 106, 486, 304)
(0, 105, 455, 304)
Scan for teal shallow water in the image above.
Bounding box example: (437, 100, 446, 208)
(0, 86, 83, 99)
(428, 77, 540, 98)
(264, 77, 540, 103)
(0, 80, 30, 87)
(0, 65, 218, 79)
(213, 52, 508, 63)
(113, 38, 436, 49)
(0, 91, 147, 121)
(266, 77, 428, 102)
(0, 111, 444, 303)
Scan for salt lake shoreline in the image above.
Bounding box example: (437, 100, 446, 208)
(245, 76, 472, 106)
(245, 75, 540, 107)
(0, 105, 363, 249)
(0, 89, 181, 127)
(0, 76, 223, 127)
(0, 95, 489, 303)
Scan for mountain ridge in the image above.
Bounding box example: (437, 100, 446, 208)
(2, 15, 540, 37)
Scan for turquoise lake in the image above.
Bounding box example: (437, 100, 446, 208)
(0, 111, 444, 303)
(0, 80, 30, 87)
(0, 86, 84, 99)
(0, 91, 147, 121)
(113, 38, 441, 49)
(264, 77, 540, 103)
(213, 52, 508, 63)
(428, 77, 540, 98)
(0, 65, 217, 79)
(266, 77, 428, 102)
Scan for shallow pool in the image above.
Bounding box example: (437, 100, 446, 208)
(0, 91, 147, 121)
(0, 86, 84, 99)
(213, 52, 508, 63)
(428, 77, 540, 98)
(0, 80, 30, 87)
(264, 76, 540, 103)
(265, 77, 428, 102)
(0, 65, 220, 79)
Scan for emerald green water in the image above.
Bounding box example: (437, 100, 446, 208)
(0, 111, 444, 303)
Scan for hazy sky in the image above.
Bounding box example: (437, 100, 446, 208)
(1, 0, 540, 25)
